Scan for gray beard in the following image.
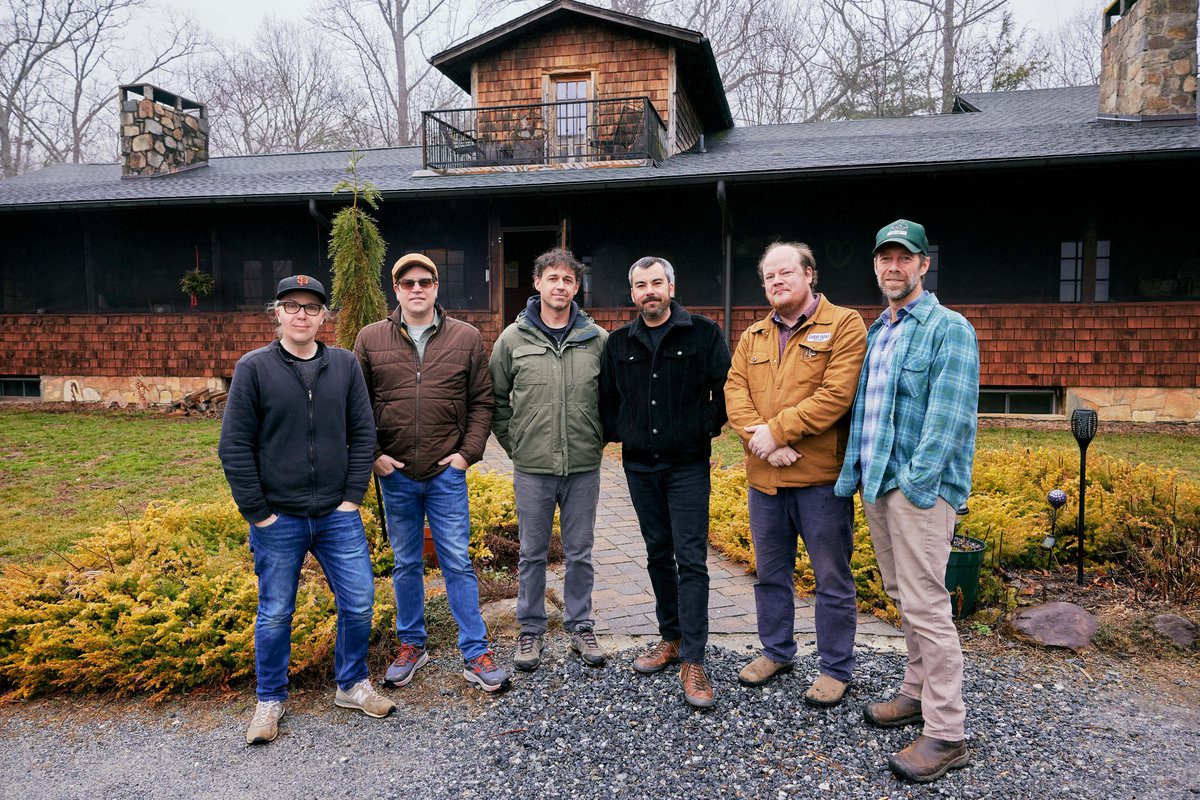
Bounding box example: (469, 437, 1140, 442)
(879, 274, 921, 301)
(639, 299, 668, 321)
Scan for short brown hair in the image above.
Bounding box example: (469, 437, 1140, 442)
(533, 247, 585, 281)
(758, 241, 818, 287)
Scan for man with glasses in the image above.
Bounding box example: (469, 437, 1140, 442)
(220, 275, 394, 745)
(489, 247, 608, 673)
(353, 253, 508, 692)
(725, 242, 867, 709)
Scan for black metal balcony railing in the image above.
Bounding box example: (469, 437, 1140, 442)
(422, 96, 667, 171)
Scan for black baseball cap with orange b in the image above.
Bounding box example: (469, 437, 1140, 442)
(275, 275, 328, 304)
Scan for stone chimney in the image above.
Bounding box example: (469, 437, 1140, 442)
(1098, 0, 1197, 123)
(119, 84, 208, 178)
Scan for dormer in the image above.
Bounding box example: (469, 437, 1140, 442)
(420, 0, 732, 174)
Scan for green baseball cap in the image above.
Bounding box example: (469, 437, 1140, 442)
(873, 219, 929, 255)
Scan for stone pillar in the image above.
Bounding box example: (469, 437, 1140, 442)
(1098, 0, 1197, 123)
(119, 84, 209, 178)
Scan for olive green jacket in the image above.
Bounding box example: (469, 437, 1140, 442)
(489, 308, 608, 475)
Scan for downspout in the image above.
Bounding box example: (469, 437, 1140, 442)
(717, 179, 732, 348)
(308, 198, 332, 274)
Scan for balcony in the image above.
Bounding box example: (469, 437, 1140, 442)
(421, 96, 667, 172)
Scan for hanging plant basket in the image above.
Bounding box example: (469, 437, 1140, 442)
(180, 268, 215, 307)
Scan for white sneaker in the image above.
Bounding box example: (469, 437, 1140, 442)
(334, 679, 396, 718)
(246, 700, 285, 744)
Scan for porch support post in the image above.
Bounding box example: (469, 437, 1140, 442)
(718, 179, 732, 347)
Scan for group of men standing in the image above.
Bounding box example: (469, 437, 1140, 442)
(219, 217, 979, 784)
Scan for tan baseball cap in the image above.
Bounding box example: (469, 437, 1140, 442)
(391, 253, 438, 283)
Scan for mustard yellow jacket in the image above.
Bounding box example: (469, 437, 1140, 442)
(725, 296, 867, 493)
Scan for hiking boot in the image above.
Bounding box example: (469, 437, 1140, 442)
(246, 700, 285, 744)
(569, 625, 607, 667)
(887, 735, 970, 783)
(679, 661, 715, 709)
(334, 679, 396, 718)
(514, 634, 543, 672)
(803, 673, 849, 708)
(737, 654, 794, 687)
(383, 642, 429, 687)
(864, 694, 924, 728)
(464, 651, 510, 692)
(632, 639, 681, 675)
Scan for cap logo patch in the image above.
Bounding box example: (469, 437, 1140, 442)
(296, 275, 310, 286)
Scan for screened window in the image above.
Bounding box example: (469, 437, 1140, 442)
(419, 249, 469, 309)
(979, 389, 1057, 415)
(1059, 241, 1109, 302)
(0, 377, 41, 398)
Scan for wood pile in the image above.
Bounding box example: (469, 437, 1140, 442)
(169, 388, 227, 416)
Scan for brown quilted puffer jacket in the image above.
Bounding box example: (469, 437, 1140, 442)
(353, 305, 494, 481)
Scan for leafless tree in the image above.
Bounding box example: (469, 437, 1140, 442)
(1034, 2, 1104, 88)
(1, 0, 201, 176)
(188, 19, 363, 155)
(310, 0, 508, 147)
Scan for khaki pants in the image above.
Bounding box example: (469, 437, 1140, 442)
(862, 489, 965, 740)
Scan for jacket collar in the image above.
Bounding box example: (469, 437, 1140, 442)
(747, 294, 829, 335)
(270, 339, 327, 363)
(516, 305, 600, 344)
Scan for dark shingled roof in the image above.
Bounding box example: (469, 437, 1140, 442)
(2, 85, 1198, 211)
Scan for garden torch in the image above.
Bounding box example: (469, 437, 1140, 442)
(1070, 409, 1098, 586)
(1043, 489, 1067, 571)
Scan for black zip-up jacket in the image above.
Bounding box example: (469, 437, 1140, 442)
(599, 301, 731, 465)
(219, 340, 376, 524)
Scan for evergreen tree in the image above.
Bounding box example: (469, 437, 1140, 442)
(329, 151, 388, 349)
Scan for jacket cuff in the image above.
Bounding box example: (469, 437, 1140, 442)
(245, 506, 273, 525)
(766, 419, 787, 449)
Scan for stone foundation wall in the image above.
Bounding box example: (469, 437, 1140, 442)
(41, 376, 227, 407)
(120, 97, 208, 178)
(1067, 387, 1200, 422)
(1099, 0, 1198, 119)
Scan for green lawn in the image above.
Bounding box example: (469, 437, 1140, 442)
(0, 407, 228, 560)
(2, 406, 1196, 563)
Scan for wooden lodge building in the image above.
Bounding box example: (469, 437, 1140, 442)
(0, 0, 1197, 420)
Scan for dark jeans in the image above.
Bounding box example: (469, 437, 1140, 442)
(624, 460, 711, 663)
(748, 484, 856, 682)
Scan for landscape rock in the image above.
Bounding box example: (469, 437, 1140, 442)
(1151, 614, 1197, 648)
(1007, 602, 1098, 651)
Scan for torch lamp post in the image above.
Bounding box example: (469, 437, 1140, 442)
(1043, 489, 1068, 571)
(1070, 409, 1098, 586)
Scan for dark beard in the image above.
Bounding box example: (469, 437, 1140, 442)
(638, 299, 667, 321)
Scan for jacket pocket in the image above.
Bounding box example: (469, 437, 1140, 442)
(898, 356, 930, 397)
(512, 344, 549, 386)
(745, 354, 773, 396)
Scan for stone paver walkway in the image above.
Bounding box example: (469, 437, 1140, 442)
(477, 436, 900, 640)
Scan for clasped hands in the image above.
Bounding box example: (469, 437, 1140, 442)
(744, 424, 802, 467)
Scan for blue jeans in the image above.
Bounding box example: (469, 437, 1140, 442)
(378, 466, 489, 660)
(249, 509, 375, 702)
(748, 484, 856, 682)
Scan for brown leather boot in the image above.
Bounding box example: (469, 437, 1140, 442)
(864, 694, 923, 728)
(632, 639, 680, 675)
(887, 735, 969, 783)
(679, 661, 715, 709)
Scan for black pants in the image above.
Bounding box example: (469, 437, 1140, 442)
(624, 460, 711, 663)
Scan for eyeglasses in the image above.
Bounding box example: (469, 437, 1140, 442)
(278, 300, 324, 316)
(397, 277, 436, 291)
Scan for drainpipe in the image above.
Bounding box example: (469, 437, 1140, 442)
(717, 179, 732, 348)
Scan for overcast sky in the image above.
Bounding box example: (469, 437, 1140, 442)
(164, 0, 1102, 47)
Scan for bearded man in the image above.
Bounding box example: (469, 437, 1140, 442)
(598, 256, 731, 709)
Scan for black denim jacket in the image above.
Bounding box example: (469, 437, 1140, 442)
(599, 301, 731, 465)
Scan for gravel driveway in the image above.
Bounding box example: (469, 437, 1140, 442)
(2, 638, 1197, 800)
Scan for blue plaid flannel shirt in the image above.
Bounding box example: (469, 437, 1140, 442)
(834, 293, 980, 510)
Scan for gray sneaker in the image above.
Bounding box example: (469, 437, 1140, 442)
(570, 624, 607, 667)
(514, 633, 543, 672)
(463, 651, 510, 692)
(383, 642, 429, 687)
(246, 700, 285, 744)
(334, 679, 396, 718)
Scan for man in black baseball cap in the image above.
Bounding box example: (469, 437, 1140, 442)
(220, 274, 395, 743)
